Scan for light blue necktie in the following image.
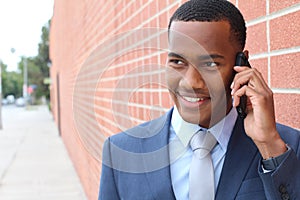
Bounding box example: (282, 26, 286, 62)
(189, 130, 217, 200)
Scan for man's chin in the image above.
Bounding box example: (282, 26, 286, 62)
(180, 112, 209, 126)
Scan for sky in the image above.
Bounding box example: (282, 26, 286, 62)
(0, 0, 54, 71)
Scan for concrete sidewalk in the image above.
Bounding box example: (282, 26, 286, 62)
(0, 105, 87, 200)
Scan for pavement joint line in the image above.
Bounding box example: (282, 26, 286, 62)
(0, 135, 27, 185)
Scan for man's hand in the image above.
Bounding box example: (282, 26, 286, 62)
(231, 66, 287, 159)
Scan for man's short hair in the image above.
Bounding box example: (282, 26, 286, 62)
(168, 0, 247, 50)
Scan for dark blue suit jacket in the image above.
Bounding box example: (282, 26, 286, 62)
(99, 108, 300, 200)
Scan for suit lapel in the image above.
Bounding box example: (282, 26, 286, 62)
(140, 109, 176, 200)
(216, 117, 258, 200)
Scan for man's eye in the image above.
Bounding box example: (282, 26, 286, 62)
(204, 62, 218, 67)
(169, 59, 185, 65)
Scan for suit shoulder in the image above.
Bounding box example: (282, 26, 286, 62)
(106, 109, 172, 149)
(276, 123, 300, 136)
(276, 123, 300, 150)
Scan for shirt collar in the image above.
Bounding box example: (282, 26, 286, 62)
(207, 108, 237, 151)
(171, 106, 200, 147)
(171, 106, 238, 151)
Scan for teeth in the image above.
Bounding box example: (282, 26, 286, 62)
(182, 96, 205, 102)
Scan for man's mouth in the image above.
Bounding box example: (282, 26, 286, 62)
(177, 92, 211, 107)
(181, 96, 208, 103)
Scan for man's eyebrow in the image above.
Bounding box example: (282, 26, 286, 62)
(168, 52, 185, 59)
(198, 54, 225, 60)
(168, 52, 225, 61)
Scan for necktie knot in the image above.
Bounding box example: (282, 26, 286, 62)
(190, 130, 217, 159)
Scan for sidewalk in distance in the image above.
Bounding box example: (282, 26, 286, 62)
(0, 105, 87, 200)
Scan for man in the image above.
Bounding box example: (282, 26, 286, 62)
(99, 0, 300, 199)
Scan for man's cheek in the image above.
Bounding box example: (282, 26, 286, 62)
(166, 71, 181, 90)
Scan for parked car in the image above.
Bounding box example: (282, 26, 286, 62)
(6, 95, 15, 104)
(15, 97, 26, 107)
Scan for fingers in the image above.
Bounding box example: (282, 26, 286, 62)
(231, 67, 268, 94)
(231, 66, 271, 108)
(232, 85, 254, 107)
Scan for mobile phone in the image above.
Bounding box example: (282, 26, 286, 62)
(235, 52, 251, 119)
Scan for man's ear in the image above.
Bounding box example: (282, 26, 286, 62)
(243, 50, 249, 59)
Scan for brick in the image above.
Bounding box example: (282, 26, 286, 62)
(150, 18, 158, 27)
(248, 58, 268, 84)
(94, 99, 111, 110)
(159, 11, 169, 29)
(139, 106, 148, 121)
(270, 11, 300, 50)
(159, 51, 168, 65)
(149, 0, 158, 17)
(158, 0, 167, 12)
(144, 91, 151, 105)
(274, 93, 300, 129)
(147, 108, 166, 121)
(137, 90, 145, 103)
(245, 22, 267, 54)
(168, 3, 180, 20)
(161, 91, 173, 108)
(270, 0, 300, 13)
(270, 52, 300, 88)
(238, 0, 266, 21)
(151, 91, 161, 105)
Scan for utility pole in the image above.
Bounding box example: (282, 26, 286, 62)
(0, 60, 3, 129)
(23, 58, 28, 101)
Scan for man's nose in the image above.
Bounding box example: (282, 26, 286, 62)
(180, 65, 206, 89)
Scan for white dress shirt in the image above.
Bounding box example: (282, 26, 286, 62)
(169, 106, 238, 200)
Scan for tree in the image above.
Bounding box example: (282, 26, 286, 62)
(18, 20, 51, 102)
(1, 62, 22, 98)
(32, 19, 51, 100)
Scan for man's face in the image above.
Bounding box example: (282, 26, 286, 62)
(167, 21, 238, 128)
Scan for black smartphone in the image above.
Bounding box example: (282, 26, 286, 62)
(235, 52, 251, 119)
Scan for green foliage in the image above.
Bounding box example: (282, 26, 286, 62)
(1, 62, 22, 98)
(1, 19, 51, 103)
(30, 19, 51, 100)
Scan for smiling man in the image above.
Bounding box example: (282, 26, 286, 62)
(99, 1, 300, 200)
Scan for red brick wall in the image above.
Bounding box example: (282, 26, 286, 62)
(49, 1, 300, 199)
(235, 0, 300, 128)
